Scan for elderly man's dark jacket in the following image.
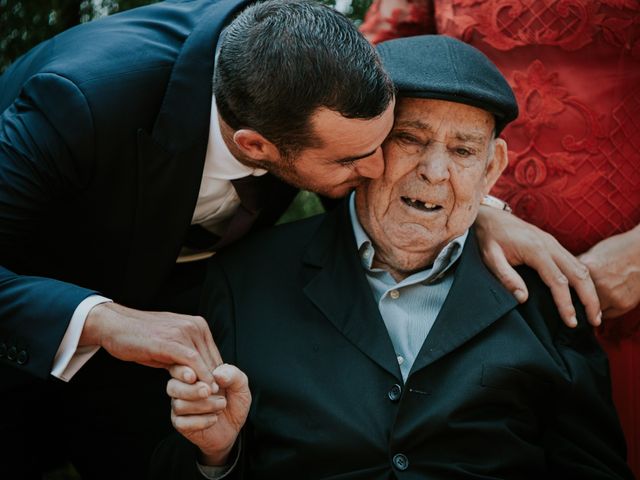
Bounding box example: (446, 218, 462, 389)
(152, 202, 632, 479)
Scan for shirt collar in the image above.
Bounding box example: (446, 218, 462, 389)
(348, 192, 467, 283)
(204, 95, 268, 181)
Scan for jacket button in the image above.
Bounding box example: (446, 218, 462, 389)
(388, 384, 402, 402)
(393, 453, 409, 471)
(7, 346, 17, 362)
(16, 350, 28, 365)
(0, 343, 6, 359)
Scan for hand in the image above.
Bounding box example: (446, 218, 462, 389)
(167, 364, 251, 465)
(475, 206, 601, 327)
(578, 226, 640, 319)
(80, 302, 221, 384)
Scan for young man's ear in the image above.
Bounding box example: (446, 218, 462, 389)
(483, 138, 508, 194)
(233, 129, 281, 162)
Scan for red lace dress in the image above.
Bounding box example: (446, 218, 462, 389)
(362, 0, 640, 475)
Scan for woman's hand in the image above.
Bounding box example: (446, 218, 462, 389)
(475, 206, 601, 327)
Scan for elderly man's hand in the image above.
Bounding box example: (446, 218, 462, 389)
(167, 364, 251, 466)
(80, 302, 221, 384)
(579, 225, 640, 319)
(475, 206, 602, 328)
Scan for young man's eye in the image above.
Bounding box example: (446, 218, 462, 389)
(338, 158, 357, 168)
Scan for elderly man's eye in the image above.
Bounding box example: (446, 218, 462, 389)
(393, 132, 421, 144)
(455, 147, 473, 157)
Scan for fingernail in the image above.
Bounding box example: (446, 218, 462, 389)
(210, 382, 219, 394)
(569, 316, 578, 328)
(514, 289, 526, 302)
(183, 372, 194, 383)
(595, 312, 602, 326)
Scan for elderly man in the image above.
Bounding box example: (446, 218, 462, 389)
(154, 35, 631, 479)
(153, 36, 631, 480)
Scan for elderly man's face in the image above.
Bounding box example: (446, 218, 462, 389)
(355, 98, 508, 279)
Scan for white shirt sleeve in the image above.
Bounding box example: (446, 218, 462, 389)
(51, 295, 112, 381)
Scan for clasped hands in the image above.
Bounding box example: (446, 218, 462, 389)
(167, 363, 251, 466)
(81, 303, 251, 465)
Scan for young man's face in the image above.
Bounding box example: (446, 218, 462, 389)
(264, 100, 396, 198)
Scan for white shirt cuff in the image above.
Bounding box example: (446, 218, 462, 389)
(51, 295, 112, 381)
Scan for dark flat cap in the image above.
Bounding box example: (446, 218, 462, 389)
(377, 35, 518, 134)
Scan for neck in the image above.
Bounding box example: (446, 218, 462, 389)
(371, 247, 437, 282)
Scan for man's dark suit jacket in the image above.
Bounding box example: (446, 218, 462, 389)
(0, 0, 295, 476)
(0, 0, 296, 382)
(153, 202, 632, 479)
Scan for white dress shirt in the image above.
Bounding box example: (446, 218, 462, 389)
(51, 96, 267, 381)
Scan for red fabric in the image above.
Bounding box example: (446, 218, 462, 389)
(362, 0, 640, 476)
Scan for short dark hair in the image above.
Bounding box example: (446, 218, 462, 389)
(214, 0, 394, 157)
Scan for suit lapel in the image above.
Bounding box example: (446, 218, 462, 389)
(409, 229, 519, 375)
(302, 203, 402, 381)
(151, 0, 251, 151)
(122, 0, 251, 306)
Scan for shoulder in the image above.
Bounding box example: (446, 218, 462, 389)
(1, 0, 232, 97)
(513, 266, 598, 353)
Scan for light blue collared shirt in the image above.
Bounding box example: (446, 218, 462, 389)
(349, 194, 468, 381)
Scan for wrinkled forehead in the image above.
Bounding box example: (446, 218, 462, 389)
(394, 97, 496, 140)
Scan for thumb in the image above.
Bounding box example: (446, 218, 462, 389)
(213, 364, 249, 393)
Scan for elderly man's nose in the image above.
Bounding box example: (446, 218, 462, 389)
(418, 153, 449, 183)
(355, 147, 385, 179)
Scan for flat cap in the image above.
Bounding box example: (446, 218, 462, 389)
(377, 35, 518, 134)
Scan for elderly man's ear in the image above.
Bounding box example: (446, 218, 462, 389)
(483, 138, 509, 195)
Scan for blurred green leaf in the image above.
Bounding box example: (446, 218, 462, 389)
(0, 0, 371, 73)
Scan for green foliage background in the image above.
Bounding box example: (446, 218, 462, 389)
(0, 0, 371, 72)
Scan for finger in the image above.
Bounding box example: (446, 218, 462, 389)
(168, 344, 215, 385)
(171, 411, 219, 433)
(522, 254, 578, 328)
(202, 326, 223, 369)
(168, 365, 218, 393)
(168, 365, 198, 384)
(187, 316, 218, 376)
(167, 378, 212, 400)
(555, 257, 601, 327)
(213, 364, 249, 393)
(481, 241, 528, 303)
(172, 396, 227, 416)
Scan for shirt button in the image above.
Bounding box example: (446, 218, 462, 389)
(389, 289, 400, 299)
(388, 384, 402, 402)
(392, 453, 409, 471)
(397, 355, 404, 365)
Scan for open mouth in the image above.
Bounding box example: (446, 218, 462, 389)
(401, 196, 443, 212)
